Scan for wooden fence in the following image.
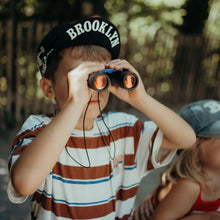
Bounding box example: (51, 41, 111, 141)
(0, 19, 219, 130)
(0, 20, 58, 130)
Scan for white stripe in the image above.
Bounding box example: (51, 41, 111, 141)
(32, 206, 117, 220)
(115, 197, 135, 218)
(60, 137, 135, 167)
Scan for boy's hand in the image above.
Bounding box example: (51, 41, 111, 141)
(106, 59, 147, 105)
(66, 62, 106, 106)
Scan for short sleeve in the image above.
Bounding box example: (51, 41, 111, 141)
(136, 121, 176, 178)
(7, 115, 51, 203)
(7, 178, 28, 203)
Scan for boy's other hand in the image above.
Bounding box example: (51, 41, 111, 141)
(106, 59, 148, 105)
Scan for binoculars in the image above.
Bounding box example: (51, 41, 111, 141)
(88, 68, 139, 92)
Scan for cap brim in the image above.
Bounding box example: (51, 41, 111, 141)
(197, 120, 220, 138)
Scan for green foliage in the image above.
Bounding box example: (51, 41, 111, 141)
(0, 0, 9, 19)
(0, 0, 108, 22)
(35, 0, 79, 21)
(0, 0, 219, 130)
(2, 111, 17, 129)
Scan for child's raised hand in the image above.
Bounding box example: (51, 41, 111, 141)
(106, 59, 147, 105)
(66, 62, 105, 106)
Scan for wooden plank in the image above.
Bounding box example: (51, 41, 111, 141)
(15, 22, 22, 121)
(35, 22, 44, 113)
(6, 19, 13, 112)
(0, 21, 4, 129)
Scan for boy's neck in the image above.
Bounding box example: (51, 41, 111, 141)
(75, 118, 94, 131)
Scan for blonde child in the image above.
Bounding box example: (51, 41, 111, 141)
(132, 99, 220, 220)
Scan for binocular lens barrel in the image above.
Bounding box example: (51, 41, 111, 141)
(94, 75, 108, 90)
(109, 70, 139, 90)
(87, 72, 110, 91)
(124, 74, 136, 89)
(88, 69, 139, 91)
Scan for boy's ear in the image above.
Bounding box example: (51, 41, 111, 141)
(40, 78, 55, 98)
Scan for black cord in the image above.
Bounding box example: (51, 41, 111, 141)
(65, 92, 116, 168)
(65, 95, 92, 168)
(97, 92, 116, 160)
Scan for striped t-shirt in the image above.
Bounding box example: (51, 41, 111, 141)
(7, 112, 175, 219)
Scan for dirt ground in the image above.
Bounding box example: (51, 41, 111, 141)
(0, 128, 31, 220)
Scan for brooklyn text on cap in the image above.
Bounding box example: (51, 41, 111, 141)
(37, 17, 121, 77)
(178, 99, 220, 138)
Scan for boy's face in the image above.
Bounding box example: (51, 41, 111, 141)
(52, 48, 110, 121)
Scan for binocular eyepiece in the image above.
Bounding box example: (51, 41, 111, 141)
(88, 68, 139, 92)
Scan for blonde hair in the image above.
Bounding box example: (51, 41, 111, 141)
(161, 138, 208, 186)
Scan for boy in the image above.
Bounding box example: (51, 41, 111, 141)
(7, 17, 196, 219)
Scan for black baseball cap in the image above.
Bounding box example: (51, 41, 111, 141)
(179, 100, 220, 138)
(37, 17, 121, 77)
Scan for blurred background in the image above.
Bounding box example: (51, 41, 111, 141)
(0, 0, 220, 131)
(0, 0, 219, 219)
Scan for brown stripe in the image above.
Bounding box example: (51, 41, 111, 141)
(53, 162, 112, 180)
(132, 119, 144, 153)
(124, 154, 136, 166)
(8, 125, 47, 169)
(123, 120, 144, 167)
(33, 191, 115, 219)
(11, 125, 47, 149)
(67, 119, 143, 149)
(116, 214, 131, 220)
(116, 185, 139, 201)
(11, 145, 27, 156)
(66, 128, 129, 149)
(33, 187, 137, 219)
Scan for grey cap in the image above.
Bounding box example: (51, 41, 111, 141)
(179, 100, 220, 138)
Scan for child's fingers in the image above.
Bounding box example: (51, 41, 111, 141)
(67, 62, 106, 102)
(106, 59, 129, 69)
(106, 59, 138, 74)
